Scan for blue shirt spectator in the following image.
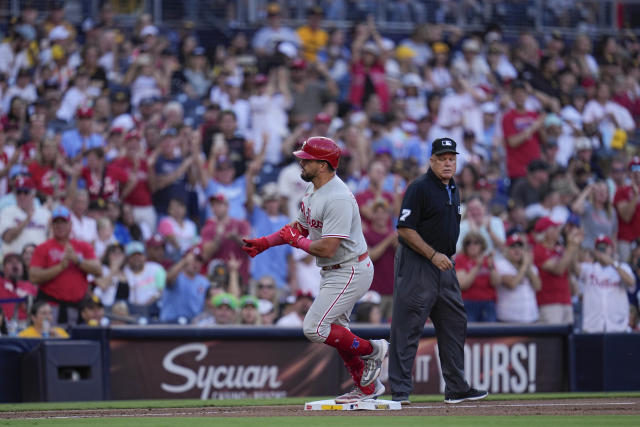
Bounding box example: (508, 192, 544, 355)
(61, 128, 105, 159)
(152, 155, 189, 217)
(248, 204, 292, 289)
(406, 136, 431, 170)
(160, 270, 209, 323)
(205, 175, 248, 221)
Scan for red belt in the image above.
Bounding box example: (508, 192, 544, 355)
(321, 252, 369, 271)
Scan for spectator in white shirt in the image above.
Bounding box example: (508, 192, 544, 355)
(494, 233, 541, 323)
(2, 68, 37, 113)
(0, 176, 50, 258)
(69, 189, 98, 245)
(451, 38, 491, 87)
(457, 194, 506, 253)
(276, 290, 314, 327)
(156, 198, 198, 261)
(583, 81, 635, 150)
(0, 33, 29, 85)
(435, 74, 484, 144)
(124, 241, 166, 319)
(249, 72, 292, 165)
(218, 76, 250, 135)
(252, 3, 300, 57)
(56, 67, 93, 122)
(576, 235, 635, 333)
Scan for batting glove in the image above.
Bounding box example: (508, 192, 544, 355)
(280, 225, 312, 252)
(280, 225, 303, 246)
(242, 237, 269, 258)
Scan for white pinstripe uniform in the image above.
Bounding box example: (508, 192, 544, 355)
(297, 175, 373, 342)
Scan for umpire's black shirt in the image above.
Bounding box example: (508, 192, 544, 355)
(396, 168, 461, 257)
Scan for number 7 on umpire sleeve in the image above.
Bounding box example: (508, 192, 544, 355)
(399, 209, 411, 222)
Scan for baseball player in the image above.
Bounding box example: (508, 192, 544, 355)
(242, 136, 388, 403)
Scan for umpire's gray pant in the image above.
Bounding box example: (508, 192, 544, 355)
(389, 244, 469, 398)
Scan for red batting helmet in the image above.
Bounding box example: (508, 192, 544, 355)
(293, 136, 340, 169)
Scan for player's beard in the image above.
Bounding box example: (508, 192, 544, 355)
(300, 169, 314, 182)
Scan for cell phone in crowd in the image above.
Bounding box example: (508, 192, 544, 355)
(213, 133, 225, 150)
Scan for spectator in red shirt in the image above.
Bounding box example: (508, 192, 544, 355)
(455, 231, 500, 322)
(363, 198, 397, 322)
(28, 138, 67, 201)
(201, 194, 251, 290)
(76, 147, 133, 204)
(111, 130, 156, 232)
(502, 80, 546, 183)
(20, 113, 46, 164)
(29, 206, 102, 325)
(0, 252, 37, 323)
(355, 160, 396, 231)
(613, 157, 640, 263)
(145, 234, 172, 270)
(349, 19, 389, 112)
(532, 216, 583, 324)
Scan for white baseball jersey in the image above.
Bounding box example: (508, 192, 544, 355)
(578, 261, 633, 333)
(494, 255, 539, 323)
(0, 204, 50, 256)
(296, 175, 368, 268)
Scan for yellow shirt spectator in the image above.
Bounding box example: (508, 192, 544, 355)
(296, 6, 328, 62)
(17, 301, 69, 339)
(18, 325, 69, 338)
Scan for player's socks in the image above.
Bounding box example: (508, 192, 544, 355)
(337, 349, 376, 394)
(325, 324, 374, 356)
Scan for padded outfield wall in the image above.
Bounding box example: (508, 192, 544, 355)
(2, 324, 640, 402)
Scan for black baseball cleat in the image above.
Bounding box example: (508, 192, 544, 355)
(392, 396, 411, 405)
(444, 387, 488, 404)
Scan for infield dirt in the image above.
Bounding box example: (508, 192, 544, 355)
(1, 397, 639, 419)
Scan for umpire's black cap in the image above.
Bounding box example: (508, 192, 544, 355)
(431, 137, 459, 156)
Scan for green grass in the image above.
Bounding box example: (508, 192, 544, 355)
(1, 392, 640, 412)
(1, 416, 640, 427)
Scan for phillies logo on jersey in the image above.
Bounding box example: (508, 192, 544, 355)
(299, 201, 323, 229)
(48, 248, 64, 263)
(89, 177, 118, 198)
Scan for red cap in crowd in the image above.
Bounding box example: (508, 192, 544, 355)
(187, 245, 205, 261)
(14, 175, 34, 191)
(314, 112, 332, 124)
(629, 156, 640, 172)
(254, 74, 268, 85)
(125, 130, 141, 141)
(290, 58, 307, 70)
(475, 178, 494, 191)
(505, 234, 525, 247)
(209, 193, 228, 203)
(534, 216, 561, 233)
(594, 234, 613, 247)
(76, 106, 93, 119)
(296, 290, 314, 300)
(146, 234, 165, 248)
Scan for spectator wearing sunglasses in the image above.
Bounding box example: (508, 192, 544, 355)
(494, 233, 541, 323)
(255, 275, 279, 316)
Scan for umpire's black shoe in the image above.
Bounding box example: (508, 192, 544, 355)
(392, 397, 411, 405)
(444, 388, 488, 404)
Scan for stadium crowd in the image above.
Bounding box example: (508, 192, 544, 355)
(0, 1, 640, 338)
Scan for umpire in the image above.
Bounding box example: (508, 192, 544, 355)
(389, 137, 488, 404)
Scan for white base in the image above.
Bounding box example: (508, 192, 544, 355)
(304, 398, 402, 411)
